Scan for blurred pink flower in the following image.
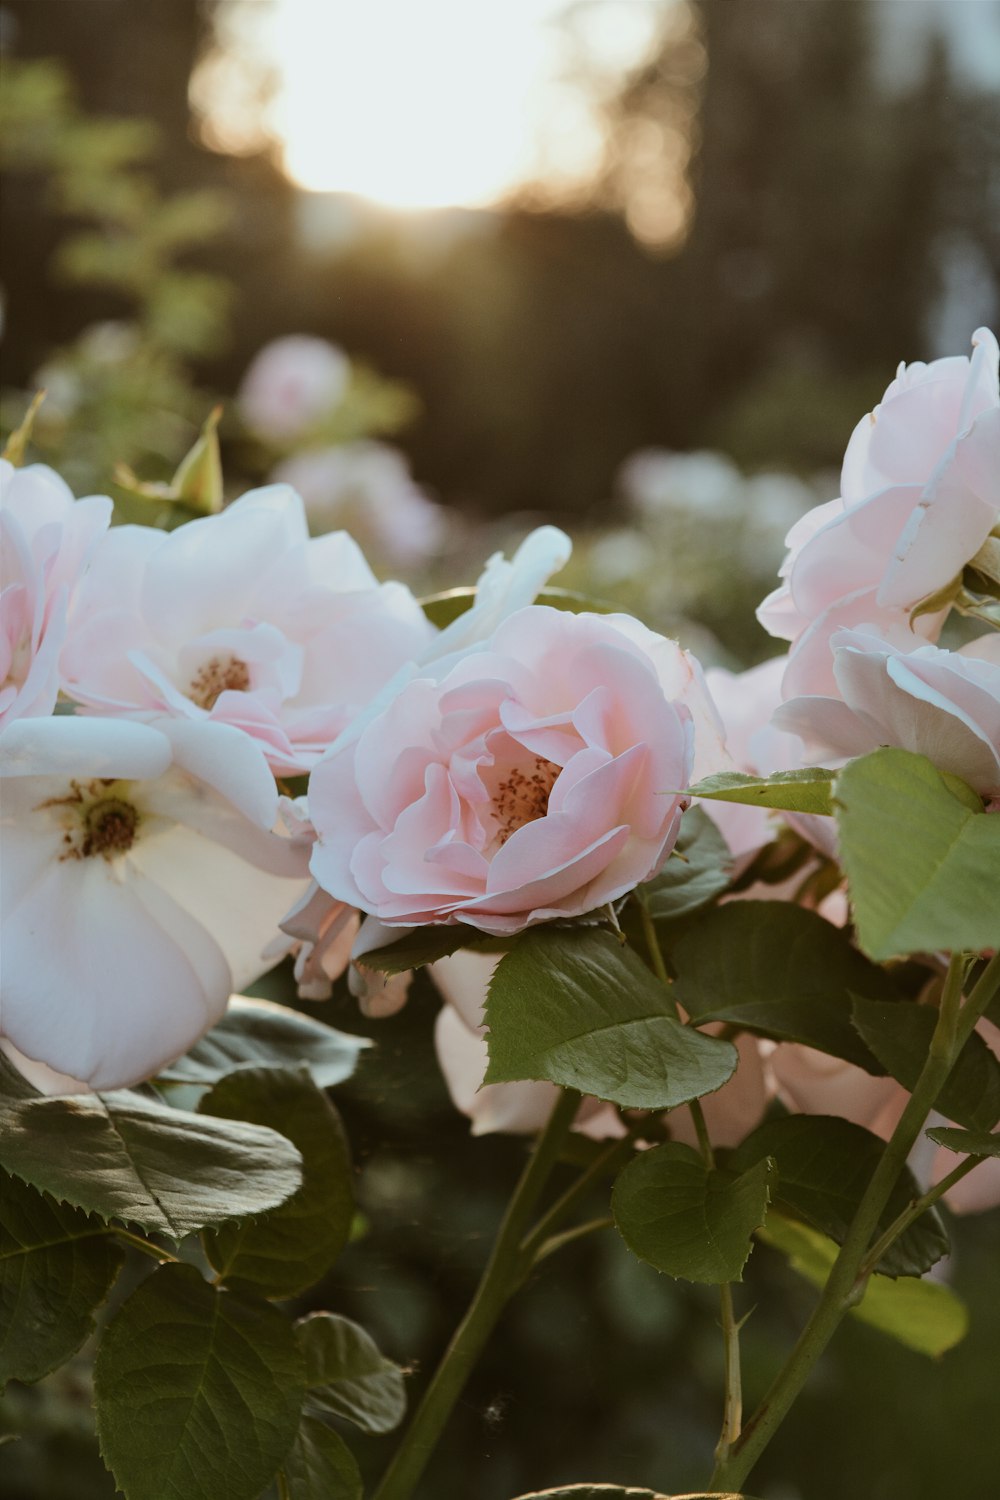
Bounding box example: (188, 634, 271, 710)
(666, 1030, 770, 1150)
(0, 460, 111, 729)
(239, 335, 350, 445)
(0, 714, 310, 1090)
(61, 484, 435, 775)
(768, 1016, 1000, 1216)
(759, 327, 1000, 698)
(430, 949, 625, 1139)
(774, 628, 1000, 798)
(309, 606, 708, 935)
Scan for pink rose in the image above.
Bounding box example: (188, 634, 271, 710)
(238, 335, 350, 445)
(774, 628, 1000, 798)
(0, 460, 111, 728)
(309, 606, 712, 935)
(759, 328, 999, 698)
(60, 484, 435, 775)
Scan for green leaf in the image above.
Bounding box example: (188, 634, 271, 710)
(0, 1051, 41, 1100)
(729, 1115, 947, 1277)
(95, 1263, 305, 1500)
(201, 1070, 352, 1298)
(0, 1090, 302, 1239)
(835, 749, 1000, 959)
(161, 998, 369, 1094)
(685, 767, 835, 816)
(669, 903, 895, 1071)
(507, 1489, 669, 1499)
(296, 1312, 406, 1434)
(360, 922, 489, 976)
(638, 807, 732, 921)
(280, 1416, 362, 1499)
(421, 586, 619, 629)
(612, 1142, 775, 1283)
(926, 1126, 1000, 1158)
(851, 997, 1000, 1131)
(485, 928, 737, 1110)
(0, 1168, 124, 1386)
(509, 1493, 762, 1500)
(759, 1211, 968, 1356)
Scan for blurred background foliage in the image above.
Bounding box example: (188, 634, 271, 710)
(1, 2, 999, 1496)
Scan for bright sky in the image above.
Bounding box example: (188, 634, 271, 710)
(204, 0, 665, 209)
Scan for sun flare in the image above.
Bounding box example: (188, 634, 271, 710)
(257, 0, 660, 209)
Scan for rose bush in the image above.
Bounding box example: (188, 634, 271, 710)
(2, 326, 999, 1500)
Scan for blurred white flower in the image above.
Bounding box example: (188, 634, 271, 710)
(587, 528, 648, 588)
(273, 440, 448, 565)
(0, 714, 310, 1090)
(239, 334, 351, 444)
(620, 449, 744, 520)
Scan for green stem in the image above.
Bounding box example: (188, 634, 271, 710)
(519, 1131, 637, 1264)
(371, 1087, 580, 1500)
(637, 899, 672, 992)
(638, 898, 746, 1464)
(710, 950, 1000, 1493)
(531, 1215, 615, 1265)
(857, 1156, 982, 1281)
(954, 950, 1000, 1051)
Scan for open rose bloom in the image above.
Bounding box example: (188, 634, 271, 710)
(61, 484, 434, 775)
(0, 715, 309, 1089)
(759, 327, 1000, 697)
(308, 606, 717, 935)
(775, 627, 1000, 798)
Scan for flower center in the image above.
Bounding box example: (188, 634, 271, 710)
(188, 655, 251, 710)
(492, 755, 560, 846)
(39, 779, 141, 861)
(81, 797, 139, 858)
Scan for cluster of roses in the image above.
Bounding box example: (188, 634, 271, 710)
(1, 328, 997, 1209)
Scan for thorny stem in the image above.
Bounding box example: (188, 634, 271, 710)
(710, 949, 1000, 1493)
(716, 1284, 743, 1467)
